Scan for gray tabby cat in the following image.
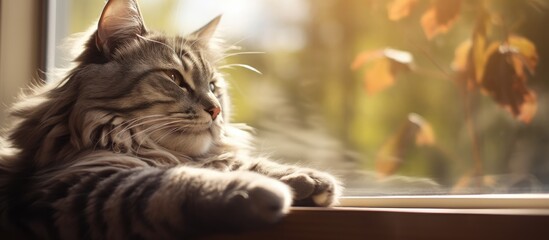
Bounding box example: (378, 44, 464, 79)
(0, 0, 340, 239)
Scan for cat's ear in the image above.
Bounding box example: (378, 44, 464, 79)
(96, 0, 146, 55)
(190, 15, 222, 43)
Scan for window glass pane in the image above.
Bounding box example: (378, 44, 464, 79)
(54, 0, 549, 195)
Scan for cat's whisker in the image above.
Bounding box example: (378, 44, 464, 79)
(102, 114, 159, 134)
(121, 116, 181, 135)
(214, 51, 265, 63)
(124, 118, 179, 142)
(94, 115, 179, 151)
(218, 64, 262, 75)
(134, 120, 188, 153)
(226, 35, 251, 50)
(107, 115, 165, 137)
(153, 124, 184, 145)
(132, 118, 184, 138)
(94, 115, 167, 150)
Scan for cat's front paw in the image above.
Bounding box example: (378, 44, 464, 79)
(279, 169, 341, 207)
(223, 172, 292, 229)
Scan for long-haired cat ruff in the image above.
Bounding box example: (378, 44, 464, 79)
(0, 0, 341, 239)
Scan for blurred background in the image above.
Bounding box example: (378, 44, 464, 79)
(3, 0, 549, 195)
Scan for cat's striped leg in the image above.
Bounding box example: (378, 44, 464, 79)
(46, 166, 291, 239)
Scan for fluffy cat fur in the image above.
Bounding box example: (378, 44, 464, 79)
(0, 0, 341, 239)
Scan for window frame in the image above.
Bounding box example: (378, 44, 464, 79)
(44, 0, 70, 78)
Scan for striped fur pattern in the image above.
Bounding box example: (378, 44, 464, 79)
(0, 0, 341, 239)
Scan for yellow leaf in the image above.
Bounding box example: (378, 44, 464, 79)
(451, 39, 471, 73)
(387, 0, 418, 21)
(451, 39, 477, 90)
(508, 35, 539, 74)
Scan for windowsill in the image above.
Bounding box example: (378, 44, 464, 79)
(339, 194, 549, 209)
(204, 196, 549, 240)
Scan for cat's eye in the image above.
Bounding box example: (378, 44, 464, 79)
(164, 70, 190, 91)
(209, 82, 216, 92)
(164, 69, 180, 83)
(167, 72, 177, 81)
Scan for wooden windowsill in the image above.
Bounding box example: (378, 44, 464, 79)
(204, 207, 549, 240)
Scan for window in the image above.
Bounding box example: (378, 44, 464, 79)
(50, 0, 549, 202)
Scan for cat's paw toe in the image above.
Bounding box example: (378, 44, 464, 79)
(225, 174, 292, 228)
(246, 178, 292, 223)
(311, 188, 335, 206)
(281, 170, 341, 207)
(280, 173, 316, 199)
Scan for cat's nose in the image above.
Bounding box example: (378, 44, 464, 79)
(205, 106, 221, 120)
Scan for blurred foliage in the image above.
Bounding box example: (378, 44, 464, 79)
(65, 0, 549, 194)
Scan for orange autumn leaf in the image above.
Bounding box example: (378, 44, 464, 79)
(375, 118, 414, 178)
(408, 113, 436, 146)
(416, 122, 436, 146)
(421, 0, 462, 40)
(452, 35, 539, 123)
(387, 0, 418, 21)
(351, 50, 384, 70)
(364, 59, 395, 95)
(376, 113, 436, 178)
(516, 92, 537, 124)
(449, 10, 537, 124)
(353, 48, 413, 95)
